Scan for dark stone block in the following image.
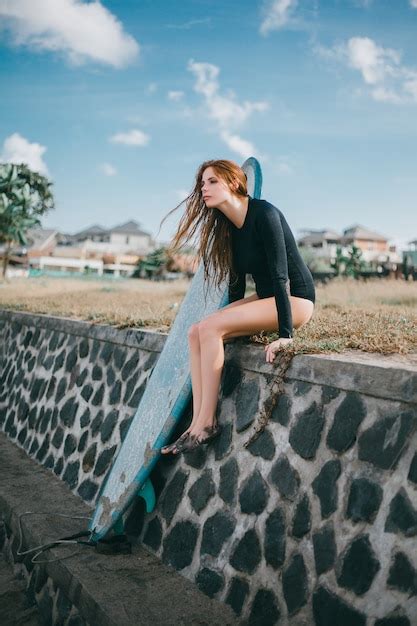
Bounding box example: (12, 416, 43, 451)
(313, 523, 336, 575)
(321, 385, 341, 405)
(80, 408, 90, 428)
(36, 434, 50, 462)
(64, 434, 77, 458)
(78, 431, 88, 453)
(53, 349, 65, 372)
(76, 369, 88, 387)
(51, 407, 58, 430)
(100, 409, 118, 443)
(92, 364, 103, 381)
(247, 429, 276, 460)
(17, 427, 27, 445)
(289, 401, 324, 459)
(385, 488, 417, 536)
(106, 366, 116, 387)
(375, 613, 411, 626)
(46, 375, 57, 400)
(60, 397, 78, 428)
(62, 461, 80, 490)
(123, 374, 138, 404)
(160, 469, 188, 525)
(65, 347, 78, 372)
(91, 383, 105, 406)
(282, 553, 308, 615)
(119, 416, 133, 442)
(201, 511, 236, 557)
(313, 586, 366, 626)
(239, 469, 269, 515)
(270, 393, 292, 426)
(27, 406, 38, 429)
(269, 455, 300, 501)
(219, 457, 239, 505)
(121, 353, 140, 380)
(326, 392, 366, 452)
(235, 378, 260, 432)
(225, 577, 249, 616)
(82, 443, 97, 472)
(81, 384, 93, 402)
(214, 421, 233, 461)
(387, 551, 417, 595)
(79, 338, 89, 358)
(100, 342, 113, 365)
(29, 377, 45, 403)
(195, 567, 224, 598)
(188, 469, 216, 514)
(54, 456, 64, 476)
(264, 507, 286, 569)
(162, 520, 198, 570)
(346, 477, 383, 523)
(94, 445, 117, 477)
(114, 346, 126, 369)
(128, 381, 146, 408)
(77, 479, 99, 502)
(109, 380, 122, 405)
(29, 438, 39, 455)
(337, 534, 380, 596)
(143, 516, 163, 551)
(407, 452, 417, 485)
(91, 410, 104, 436)
(230, 528, 262, 574)
(221, 358, 243, 397)
(44, 454, 55, 470)
(182, 443, 209, 471)
(248, 588, 281, 625)
(358, 411, 415, 470)
(312, 460, 341, 519)
(292, 493, 311, 538)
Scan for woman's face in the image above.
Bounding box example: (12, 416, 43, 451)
(200, 166, 234, 208)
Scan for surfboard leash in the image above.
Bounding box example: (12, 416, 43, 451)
(15, 512, 132, 564)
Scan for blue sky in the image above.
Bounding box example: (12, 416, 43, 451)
(0, 0, 416, 248)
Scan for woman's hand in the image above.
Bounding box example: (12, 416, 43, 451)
(264, 338, 293, 363)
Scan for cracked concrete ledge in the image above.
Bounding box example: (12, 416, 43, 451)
(0, 432, 239, 626)
(2, 309, 416, 405)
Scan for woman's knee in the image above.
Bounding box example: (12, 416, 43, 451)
(187, 323, 201, 344)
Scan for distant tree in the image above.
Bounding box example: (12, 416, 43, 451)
(331, 245, 347, 276)
(344, 244, 366, 279)
(133, 246, 170, 279)
(0, 163, 54, 279)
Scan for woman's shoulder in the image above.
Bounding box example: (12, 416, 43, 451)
(251, 198, 283, 220)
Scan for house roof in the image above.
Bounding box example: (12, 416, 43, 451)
(343, 224, 387, 242)
(298, 229, 341, 245)
(0, 227, 57, 254)
(72, 224, 108, 238)
(110, 220, 150, 236)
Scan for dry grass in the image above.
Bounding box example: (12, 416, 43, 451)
(0, 275, 416, 354)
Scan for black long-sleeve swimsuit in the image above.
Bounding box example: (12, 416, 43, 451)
(228, 196, 315, 339)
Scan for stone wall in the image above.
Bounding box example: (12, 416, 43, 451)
(1, 310, 416, 625)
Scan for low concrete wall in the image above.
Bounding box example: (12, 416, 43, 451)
(1, 309, 416, 625)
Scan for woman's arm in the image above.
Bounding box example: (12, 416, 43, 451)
(256, 203, 293, 338)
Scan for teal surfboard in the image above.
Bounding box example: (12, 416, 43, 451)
(89, 158, 263, 541)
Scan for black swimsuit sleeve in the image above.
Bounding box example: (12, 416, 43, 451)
(256, 204, 293, 338)
(228, 271, 246, 303)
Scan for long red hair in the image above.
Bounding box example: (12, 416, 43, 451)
(158, 159, 248, 292)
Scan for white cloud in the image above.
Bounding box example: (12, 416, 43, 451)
(166, 18, 211, 30)
(411, 0, 417, 8)
(99, 162, 117, 176)
(109, 129, 150, 146)
(175, 188, 190, 202)
(168, 90, 184, 102)
(276, 160, 294, 175)
(1, 132, 48, 175)
(260, 0, 297, 35)
(187, 59, 268, 158)
(0, 0, 139, 68)
(317, 36, 417, 104)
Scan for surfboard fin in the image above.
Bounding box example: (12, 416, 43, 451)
(137, 477, 156, 513)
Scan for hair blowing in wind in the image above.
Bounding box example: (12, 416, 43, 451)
(158, 159, 248, 294)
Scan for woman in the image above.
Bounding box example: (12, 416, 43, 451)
(159, 159, 315, 455)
